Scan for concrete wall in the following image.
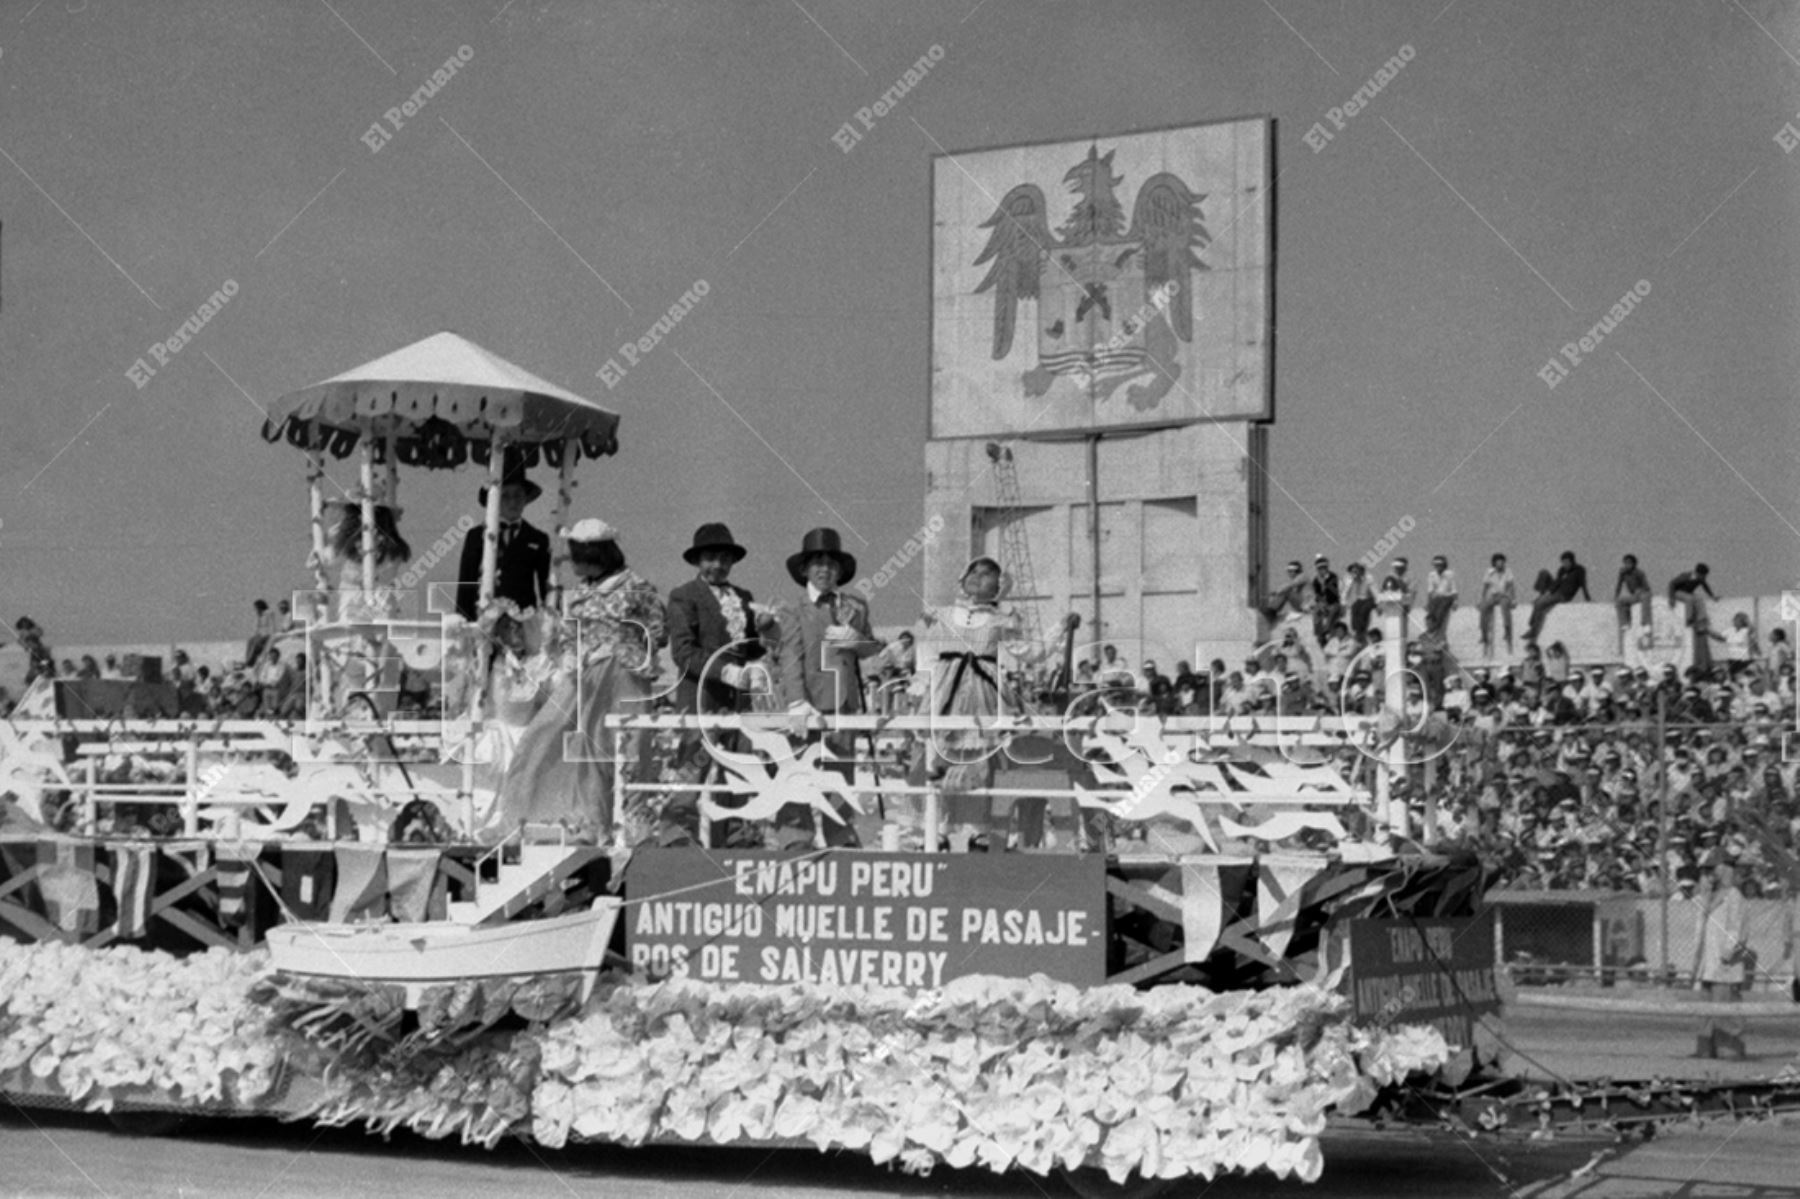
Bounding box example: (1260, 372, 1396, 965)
(1429, 595, 1790, 672)
(922, 423, 1262, 672)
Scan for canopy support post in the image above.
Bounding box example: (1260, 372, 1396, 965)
(359, 439, 378, 597)
(552, 438, 574, 609)
(382, 431, 400, 509)
(306, 429, 332, 715)
(306, 430, 330, 594)
(478, 442, 505, 613)
(470, 442, 507, 731)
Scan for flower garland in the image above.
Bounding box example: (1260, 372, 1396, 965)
(0, 941, 279, 1111)
(529, 974, 1450, 1184)
(0, 942, 1448, 1184)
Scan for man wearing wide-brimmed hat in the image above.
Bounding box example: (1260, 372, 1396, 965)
(668, 523, 768, 720)
(455, 447, 551, 621)
(775, 527, 880, 847)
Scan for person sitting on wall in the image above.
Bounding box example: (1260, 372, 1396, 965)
(1525, 551, 1590, 645)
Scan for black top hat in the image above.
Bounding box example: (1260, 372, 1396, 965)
(683, 522, 748, 565)
(477, 446, 544, 506)
(786, 527, 857, 586)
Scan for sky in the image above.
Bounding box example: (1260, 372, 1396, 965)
(1, 0, 1797, 646)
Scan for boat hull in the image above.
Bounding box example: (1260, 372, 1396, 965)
(265, 899, 621, 987)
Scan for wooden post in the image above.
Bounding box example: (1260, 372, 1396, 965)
(83, 756, 97, 834)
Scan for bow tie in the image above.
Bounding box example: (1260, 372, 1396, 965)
(500, 522, 521, 541)
(815, 593, 837, 608)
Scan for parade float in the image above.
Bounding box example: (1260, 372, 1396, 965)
(5, 120, 1797, 1197)
(0, 325, 1486, 1193)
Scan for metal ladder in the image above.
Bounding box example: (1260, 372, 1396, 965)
(985, 442, 1046, 655)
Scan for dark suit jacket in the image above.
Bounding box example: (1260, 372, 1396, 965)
(666, 577, 764, 715)
(455, 521, 551, 620)
(776, 590, 880, 714)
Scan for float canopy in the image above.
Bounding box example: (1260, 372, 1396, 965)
(262, 331, 619, 467)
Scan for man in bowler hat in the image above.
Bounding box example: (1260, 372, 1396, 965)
(455, 448, 552, 621)
(775, 527, 881, 847)
(665, 523, 775, 844)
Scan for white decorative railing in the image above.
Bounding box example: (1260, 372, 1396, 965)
(605, 712, 1388, 855)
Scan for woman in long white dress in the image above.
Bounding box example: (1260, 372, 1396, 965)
(484, 519, 665, 845)
(314, 501, 410, 715)
(319, 501, 410, 622)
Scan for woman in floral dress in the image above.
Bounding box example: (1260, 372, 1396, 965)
(486, 519, 665, 844)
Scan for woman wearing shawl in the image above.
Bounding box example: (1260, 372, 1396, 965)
(485, 519, 665, 844)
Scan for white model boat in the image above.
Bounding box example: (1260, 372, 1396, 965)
(266, 897, 622, 998)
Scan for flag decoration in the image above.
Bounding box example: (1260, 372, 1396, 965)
(215, 844, 264, 930)
(280, 847, 337, 921)
(385, 848, 446, 922)
(106, 846, 158, 940)
(36, 841, 99, 938)
(329, 845, 389, 924)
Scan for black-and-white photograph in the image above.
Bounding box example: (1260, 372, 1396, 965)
(0, 2, 1797, 1196)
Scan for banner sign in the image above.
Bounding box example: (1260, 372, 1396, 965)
(1345, 916, 1501, 1049)
(625, 849, 1107, 988)
(930, 117, 1272, 438)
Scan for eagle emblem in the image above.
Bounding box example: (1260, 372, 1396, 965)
(973, 143, 1210, 411)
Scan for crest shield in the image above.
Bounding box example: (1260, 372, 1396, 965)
(1031, 243, 1151, 400)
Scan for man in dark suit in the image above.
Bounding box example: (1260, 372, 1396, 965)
(667, 523, 767, 717)
(455, 457, 552, 621)
(665, 524, 769, 845)
(776, 528, 881, 848)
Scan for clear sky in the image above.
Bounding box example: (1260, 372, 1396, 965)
(1, 0, 1796, 646)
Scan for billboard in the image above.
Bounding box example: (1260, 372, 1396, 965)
(625, 849, 1107, 988)
(931, 118, 1272, 438)
(1346, 916, 1501, 1050)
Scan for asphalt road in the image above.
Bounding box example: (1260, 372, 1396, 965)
(3, 1004, 1797, 1199)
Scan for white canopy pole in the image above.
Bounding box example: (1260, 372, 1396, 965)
(359, 439, 378, 597)
(553, 438, 574, 609)
(478, 442, 505, 613)
(468, 441, 507, 732)
(306, 431, 330, 595)
(306, 428, 331, 715)
(382, 431, 400, 508)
